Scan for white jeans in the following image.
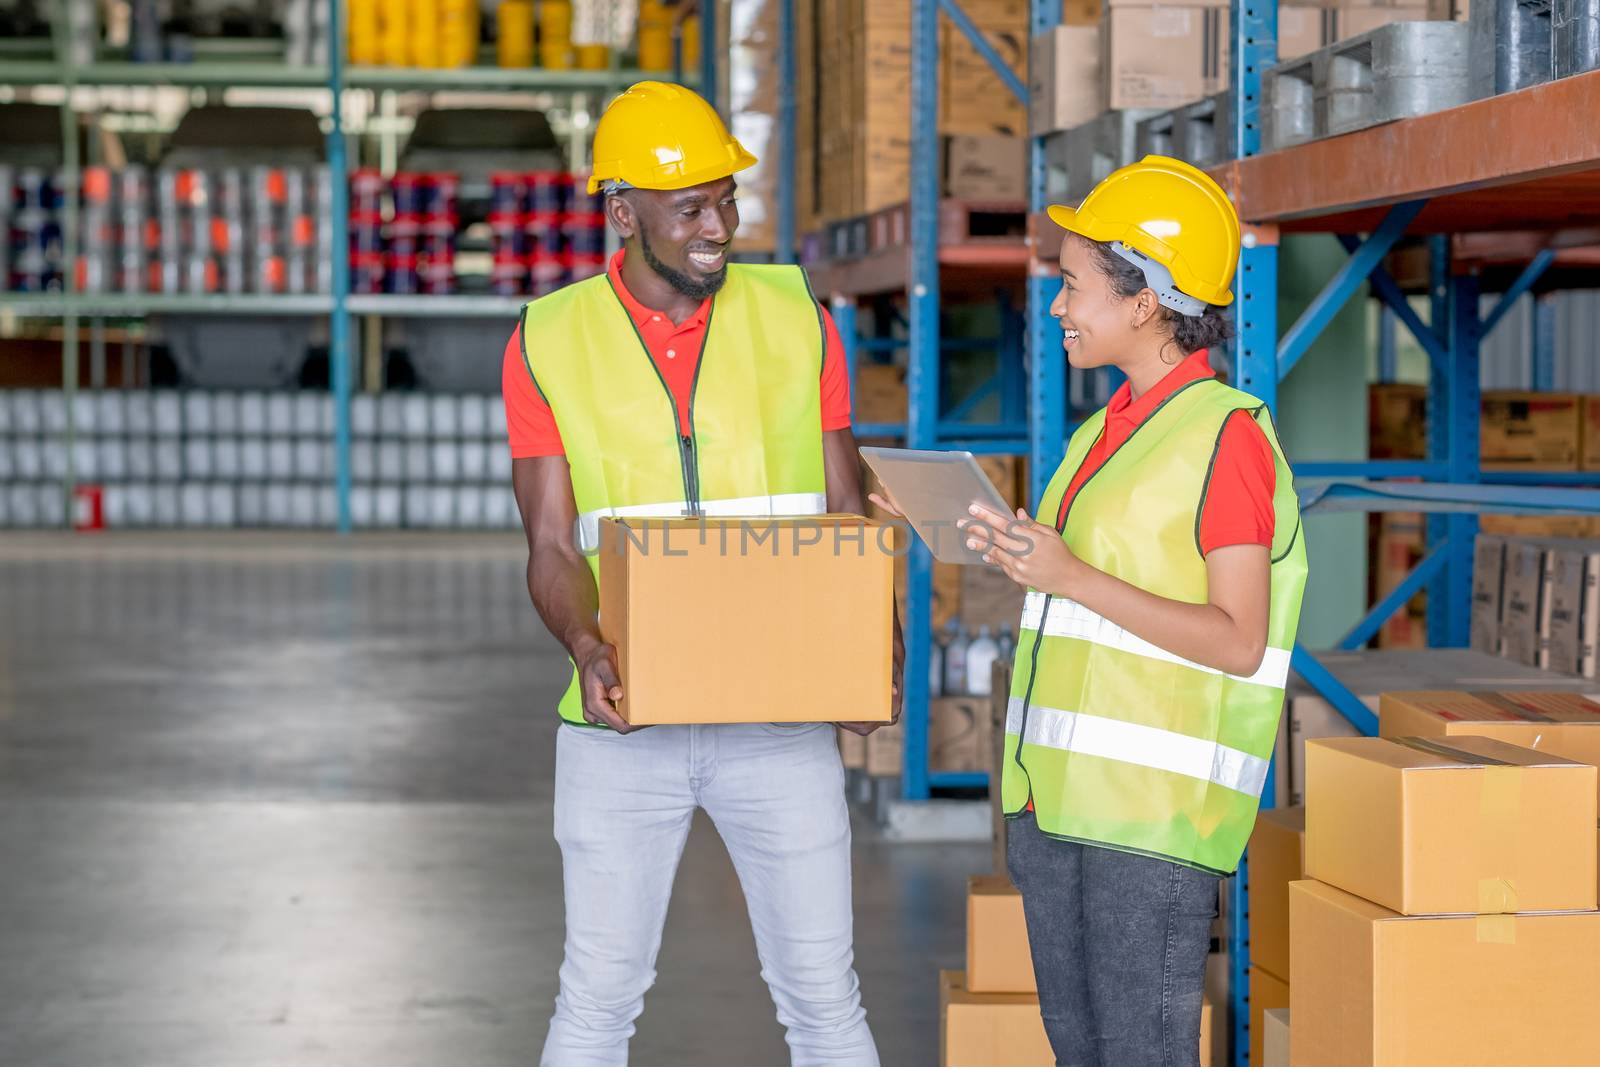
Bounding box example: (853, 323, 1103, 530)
(541, 721, 880, 1067)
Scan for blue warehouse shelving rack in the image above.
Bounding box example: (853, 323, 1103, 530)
(1201, 5, 1600, 1061)
(802, 0, 1063, 804)
(2, 0, 710, 532)
(794, 0, 1600, 1057)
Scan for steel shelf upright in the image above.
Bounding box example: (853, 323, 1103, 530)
(1213, 27, 1600, 1065)
(1025, 0, 1067, 509)
(1223, 0, 1279, 1060)
(892, 0, 1033, 801)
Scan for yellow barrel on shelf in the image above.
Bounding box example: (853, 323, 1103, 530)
(497, 0, 536, 67)
(349, 0, 382, 64)
(637, 0, 672, 72)
(681, 13, 700, 72)
(576, 43, 610, 69)
(539, 0, 575, 69)
(439, 0, 480, 66)
(412, 0, 442, 66)
(378, 0, 410, 66)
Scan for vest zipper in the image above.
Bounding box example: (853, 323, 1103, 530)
(679, 434, 701, 515)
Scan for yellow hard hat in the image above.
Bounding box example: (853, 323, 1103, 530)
(1047, 155, 1240, 308)
(587, 81, 757, 195)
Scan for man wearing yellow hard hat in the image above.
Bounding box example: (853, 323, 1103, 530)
(500, 82, 888, 1064)
(960, 156, 1307, 1063)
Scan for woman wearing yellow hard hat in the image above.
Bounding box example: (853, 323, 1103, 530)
(964, 156, 1308, 1064)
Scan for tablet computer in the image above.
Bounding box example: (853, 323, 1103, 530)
(859, 446, 1013, 565)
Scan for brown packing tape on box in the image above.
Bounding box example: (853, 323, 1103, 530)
(1304, 733, 1597, 915)
(1290, 879, 1600, 1066)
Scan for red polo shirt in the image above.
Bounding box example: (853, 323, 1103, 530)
(502, 249, 853, 458)
(1055, 348, 1276, 555)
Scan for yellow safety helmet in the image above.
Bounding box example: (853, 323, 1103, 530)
(1048, 155, 1240, 309)
(587, 81, 757, 195)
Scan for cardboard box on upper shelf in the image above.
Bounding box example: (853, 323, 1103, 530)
(1470, 533, 1507, 655)
(1100, 0, 1230, 112)
(1481, 391, 1583, 471)
(1029, 25, 1101, 136)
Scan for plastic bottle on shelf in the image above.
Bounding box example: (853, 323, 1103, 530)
(997, 624, 1015, 662)
(497, 0, 535, 67)
(943, 623, 970, 697)
(929, 629, 945, 700)
(966, 625, 1000, 697)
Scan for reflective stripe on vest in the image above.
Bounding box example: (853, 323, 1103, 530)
(576, 492, 828, 551)
(1005, 696, 1270, 796)
(1001, 377, 1308, 875)
(520, 263, 830, 725)
(1019, 591, 1292, 690)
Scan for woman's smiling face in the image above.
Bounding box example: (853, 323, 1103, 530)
(1050, 234, 1137, 371)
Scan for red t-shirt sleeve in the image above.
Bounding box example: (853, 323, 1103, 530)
(1197, 409, 1277, 555)
(501, 322, 566, 458)
(818, 304, 853, 432)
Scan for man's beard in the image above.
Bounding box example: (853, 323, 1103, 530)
(640, 228, 727, 300)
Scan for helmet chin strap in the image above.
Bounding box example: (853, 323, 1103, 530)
(1108, 241, 1207, 318)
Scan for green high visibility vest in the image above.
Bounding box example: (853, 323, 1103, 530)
(1001, 376, 1308, 875)
(520, 263, 830, 725)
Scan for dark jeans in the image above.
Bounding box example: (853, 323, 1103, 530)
(1006, 812, 1218, 1067)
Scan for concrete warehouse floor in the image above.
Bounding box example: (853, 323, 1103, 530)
(0, 533, 985, 1067)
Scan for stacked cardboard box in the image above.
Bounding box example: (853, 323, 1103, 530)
(1279, 1, 1427, 61)
(1371, 511, 1428, 648)
(1474, 535, 1600, 676)
(1369, 385, 1600, 474)
(1246, 806, 1303, 1067)
(1281, 648, 1600, 804)
(1100, 0, 1229, 110)
(1379, 691, 1600, 785)
(1481, 391, 1585, 471)
(1367, 383, 1428, 460)
(801, 0, 1031, 223)
(1291, 733, 1600, 1065)
(943, 873, 1213, 1065)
